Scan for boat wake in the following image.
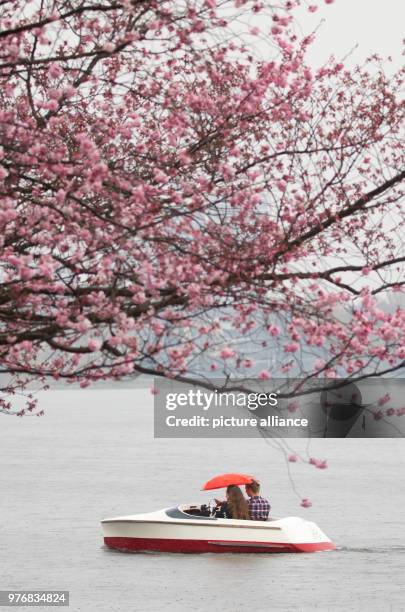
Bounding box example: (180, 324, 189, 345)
(338, 545, 405, 554)
(102, 544, 161, 555)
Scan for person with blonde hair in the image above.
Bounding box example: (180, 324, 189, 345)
(215, 485, 250, 520)
(245, 480, 271, 521)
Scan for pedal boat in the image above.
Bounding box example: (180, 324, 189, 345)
(101, 505, 335, 553)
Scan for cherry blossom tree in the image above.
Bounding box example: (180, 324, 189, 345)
(1, 0, 404, 416)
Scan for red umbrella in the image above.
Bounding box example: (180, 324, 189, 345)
(202, 473, 257, 491)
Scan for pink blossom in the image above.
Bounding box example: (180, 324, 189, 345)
(309, 457, 327, 469)
(288, 454, 298, 462)
(269, 325, 281, 337)
(154, 169, 169, 184)
(90, 162, 109, 182)
(258, 369, 271, 380)
(46, 88, 63, 101)
(276, 179, 287, 192)
(48, 63, 63, 78)
(64, 85, 76, 98)
(75, 132, 97, 156)
(20, 340, 33, 353)
(43, 100, 59, 111)
(76, 318, 92, 332)
(221, 164, 234, 180)
(377, 393, 390, 407)
(102, 42, 115, 53)
(20, 267, 35, 280)
(300, 498, 312, 508)
(220, 347, 236, 359)
(88, 339, 103, 352)
(395, 347, 405, 359)
(178, 149, 192, 165)
(284, 342, 299, 353)
(314, 359, 326, 370)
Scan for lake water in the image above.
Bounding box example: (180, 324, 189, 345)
(1, 387, 404, 611)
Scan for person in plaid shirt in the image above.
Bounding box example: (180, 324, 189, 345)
(245, 480, 271, 521)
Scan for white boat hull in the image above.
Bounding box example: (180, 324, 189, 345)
(101, 506, 335, 554)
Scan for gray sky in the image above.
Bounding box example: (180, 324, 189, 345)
(296, 0, 404, 69)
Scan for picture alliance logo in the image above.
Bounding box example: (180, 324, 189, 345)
(165, 414, 309, 429)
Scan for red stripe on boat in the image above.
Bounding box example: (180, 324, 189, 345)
(104, 537, 335, 553)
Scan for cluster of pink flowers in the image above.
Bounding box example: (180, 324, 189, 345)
(0, 0, 404, 419)
(373, 407, 405, 420)
(309, 457, 328, 469)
